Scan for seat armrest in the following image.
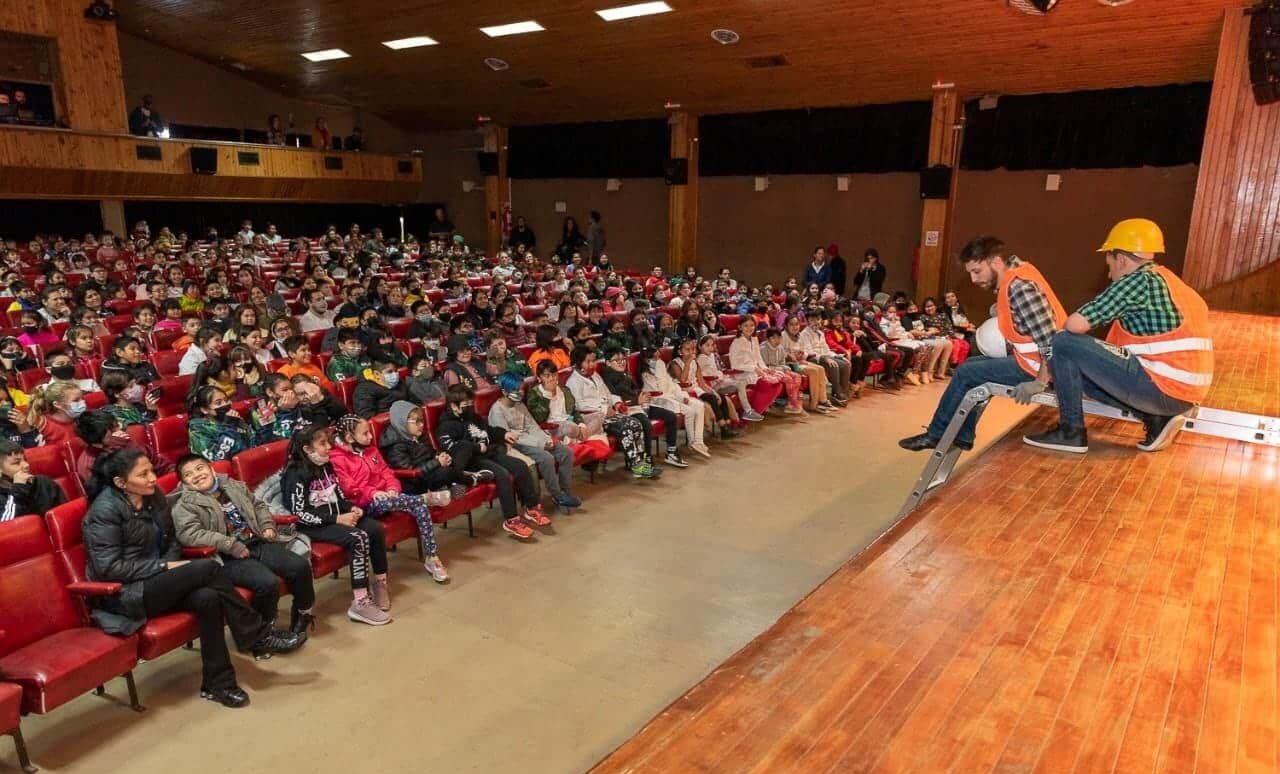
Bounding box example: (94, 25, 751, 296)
(67, 581, 123, 597)
(273, 514, 300, 525)
(392, 469, 419, 481)
(181, 545, 217, 559)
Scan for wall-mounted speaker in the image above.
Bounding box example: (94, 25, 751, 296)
(397, 160, 413, 174)
(190, 147, 218, 175)
(1249, 4, 1280, 105)
(919, 164, 953, 199)
(664, 157, 689, 186)
(237, 151, 260, 166)
(324, 156, 344, 170)
(135, 144, 162, 161)
(477, 151, 500, 176)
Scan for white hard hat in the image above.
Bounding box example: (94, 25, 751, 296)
(975, 318, 1007, 358)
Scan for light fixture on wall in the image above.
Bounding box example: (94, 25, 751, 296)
(754, 176, 769, 192)
(836, 175, 850, 192)
(606, 178, 622, 192)
(554, 201, 568, 213)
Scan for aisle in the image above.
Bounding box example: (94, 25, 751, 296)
(5, 382, 1030, 774)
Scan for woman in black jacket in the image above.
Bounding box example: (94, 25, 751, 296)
(378, 400, 478, 499)
(81, 448, 302, 708)
(553, 216, 586, 263)
(851, 248, 888, 302)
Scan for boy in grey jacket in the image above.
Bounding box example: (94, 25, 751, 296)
(171, 454, 317, 635)
(488, 373, 582, 511)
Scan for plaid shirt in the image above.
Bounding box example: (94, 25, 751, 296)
(1003, 257, 1059, 360)
(1077, 262, 1181, 336)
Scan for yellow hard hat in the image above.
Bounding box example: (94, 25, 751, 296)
(1098, 218, 1165, 254)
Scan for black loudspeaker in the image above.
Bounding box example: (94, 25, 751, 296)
(919, 165, 952, 199)
(135, 144, 162, 161)
(664, 157, 689, 185)
(190, 147, 218, 175)
(397, 160, 413, 174)
(324, 156, 344, 170)
(477, 151, 500, 175)
(1249, 5, 1280, 105)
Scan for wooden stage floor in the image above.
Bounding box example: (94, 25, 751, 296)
(592, 311, 1280, 774)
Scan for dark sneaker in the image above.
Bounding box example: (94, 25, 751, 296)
(1023, 424, 1089, 454)
(898, 433, 972, 452)
(201, 686, 250, 708)
(553, 492, 582, 509)
(664, 452, 689, 468)
(289, 609, 315, 635)
(1137, 413, 1187, 452)
(463, 469, 496, 486)
(448, 483, 470, 499)
(252, 628, 307, 660)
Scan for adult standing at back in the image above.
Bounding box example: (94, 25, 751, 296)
(508, 216, 536, 251)
(586, 211, 607, 265)
(1022, 219, 1213, 454)
(803, 246, 832, 289)
(900, 236, 1065, 453)
(852, 248, 887, 302)
(427, 207, 455, 242)
(827, 243, 848, 297)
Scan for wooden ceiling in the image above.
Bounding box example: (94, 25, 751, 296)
(118, 0, 1242, 130)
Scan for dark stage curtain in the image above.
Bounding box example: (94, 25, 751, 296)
(508, 119, 669, 179)
(960, 83, 1211, 171)
(122, 201, 440, 241)
(0, 200, 102, 241)
(698, 102, 931, 176)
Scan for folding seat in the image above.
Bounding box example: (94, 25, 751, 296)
(519, 305, 544, 321)
(102, 315, 132, 335)
(315, 351, 332, 373)
(84, 390, 108, 411)
(387, 318, 412, 338)
(94, 335, 114, 359)
(303, 329, 326, 354)
(144, 414, 188, 466)
(149, 349, 183, 377)
(333, 377, 356, 411)
(23, 443, 85, 502)
(718, 314, 741, 334)
(152, 375, 193, 417)
(15, 368, 48, 394)
(0, 515, 143, 725)
(0, 679, 32, 773)
(473, 388, 500, 420)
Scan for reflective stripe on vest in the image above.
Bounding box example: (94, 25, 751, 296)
(1134, 357, 1214, 387)
(1010, 341, 1039, 354)
(1122, 337, 1213, 356)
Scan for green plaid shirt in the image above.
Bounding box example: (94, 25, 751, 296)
(1077, 262, 1181, 336)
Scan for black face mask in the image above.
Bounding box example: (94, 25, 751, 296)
(214, 405, 231, 419)
(50, 365, 75, 380)
(21, 325, 38, 334)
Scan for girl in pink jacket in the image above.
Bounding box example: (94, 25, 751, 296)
(330, 415, 450, 583)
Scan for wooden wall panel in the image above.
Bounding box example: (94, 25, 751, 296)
(0, 128, 423, 203)
(1184, 8, 1280, 314)
(667, 112, 699, 276)
(1, 0, 127, 131)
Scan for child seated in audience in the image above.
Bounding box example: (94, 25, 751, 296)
(330, 415, 450, 582)
(669, 338, 741, 439)
(565, 347, 660, 479)
(102, 336, 161, 384)
(73, 408, 172, 484)
(327, 329, 370, 382)
(155, 299, 186, 332)
(525, 324, 571, 373)
(277, 335, 333, 391)
(171, 316, 204, 352)
(186, 384, 252, 461)
(485, 334, 531, 379)
(640, 347, 710, 457)
(26, 380, 84, 446)
(17, 310, 59, 349)
(442, 334, 493, 391)
(101, 370, 159, 427)
(378, 400, 477, 499)
(281, 422, 393, 626)
(729, 319, 799, 416)
(0, 336, 37, 379)
(353, 357, 410, 417)
(291, 375, 346, 425)
(489, 372, 582, 511)
(779, 317, 836, 412)
(436, 383, 548, 540)
(600, 346, 687, 468)
(0, 438, 66, 521)
(696, 334, 762, 423)
(46, 351, 101, 394)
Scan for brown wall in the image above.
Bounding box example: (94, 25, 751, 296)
(510, 178, 669, 268)
(407, 129, 489, 243)
(118, 33, 408, 152)
(946, 165, 1200, 321)
(697, 174, 923, 289)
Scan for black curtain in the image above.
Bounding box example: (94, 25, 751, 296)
(0, 200, 102, 241)
(122, 201, 440, 241)
(699, 102, 931, 176)
(509, 119, 669, 179)
(960, 83, 1211, 170)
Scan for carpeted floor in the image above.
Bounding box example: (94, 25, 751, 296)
(4, 380, 1030, 774)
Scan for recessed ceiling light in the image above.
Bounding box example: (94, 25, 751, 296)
(480, 20, 545, 37)
(301, 49, 350, 62)
(596, 2, 672, 22)
(383, 36, 439, 49)
(484, 57, 510, 71)
(710, 29, 740, 45)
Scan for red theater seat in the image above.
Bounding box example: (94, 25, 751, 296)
(0, 515, 141, 718)
(0, 680, 32, 773)
(149, 349, 183, 377)
(146, 414, 189, 465)
(24, 443, 85, 502)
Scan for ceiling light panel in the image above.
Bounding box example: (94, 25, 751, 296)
(301, 49, 350, 62)
(480, 21, 545, 37)
(383, 36, 438, 49)
(596, 2, 673, 21)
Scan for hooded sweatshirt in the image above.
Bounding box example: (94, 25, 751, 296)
(379, 400, 444, 476)
(329, 437, 400, 509)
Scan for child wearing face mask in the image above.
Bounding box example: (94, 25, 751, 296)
(27, 380, 85, 446)
(327, 329, 370, 383)
(17, 311, 59, 349)
(0, 375, 40, 448)
(329, 414, 450, 582)
(186, 385, 253, 462)
(101, 370, 159, 426)
(488, 372, 582, 511)
(0, 336, 37, 378)
(47, 352, 101, 394)
(352, 357, 410, 418)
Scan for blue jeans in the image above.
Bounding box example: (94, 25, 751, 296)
(1048, 331, 1193, 427)
(925, 355, 1031, 445)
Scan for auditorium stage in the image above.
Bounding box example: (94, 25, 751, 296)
(592, 311, 1280, 773)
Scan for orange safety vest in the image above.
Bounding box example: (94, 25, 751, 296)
(995, 262, 1067, 377)
(1105, 264, 1213, 404)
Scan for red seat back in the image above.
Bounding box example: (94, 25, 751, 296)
(334, 378, 356, 411)
(422, 399, 446, 449)
(24, 443, 85, 501)
(16, 367, 48, 394)
(304, 329, 326, 354)
(46, 498, 90, 589)
(369, 413, 390, 447)
(145, 414, 189, 464)
(153, 375, 193, 417)
(231, 440, 289, 492)
(150, 350, 183, 377)
(719, 314, 741, 334)
(0, 516, 81, 658)
(151, 329, 182, 352)
(473, 388, 500, 421)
